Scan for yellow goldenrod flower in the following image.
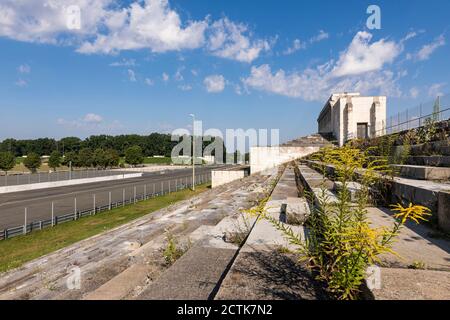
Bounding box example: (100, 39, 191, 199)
(390, 203, 432, 224)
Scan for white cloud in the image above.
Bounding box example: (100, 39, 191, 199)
(206, 18, 270, 63)
(0, 1, 271, 64)
(162, 72, 169, 82)
(428, 83, 446, 97)
(178, 84, 192, 91)
(331, 31, 401, 77)
(310, 30, 329, 43)
(17, 64, 31, 73)
(127, 69, 136, 82)
(0, 0, 110, 44)
(204, 74, 225, 93)
(57, 113, 123, 133)
(174, 67, 184, 81)
(145, 78, 154, 86)
(416, 34, 445, 61)
(83, 113, 103, 123)
(109, 58, 136, 67)
(242, 31, 405, 101)
(242, 64, 402, 101)
(78, 0, 207, 54)
(283, 39, 305, 55)
(14, 79, 28, 87)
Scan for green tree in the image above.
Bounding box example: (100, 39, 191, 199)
(125, 145, 144, 166)
(23, 152, 42, 173)
(62, 151, 78, 169)
(78, 148, 93, 168)
(105, 149, 120, 168)
(48, 151, 61, 171)
(0, 151, 16, 176)
(92, 148, 107, 168)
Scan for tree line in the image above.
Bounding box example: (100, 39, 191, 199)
(0, 145, 147, 174)
(0, 133, 177, 157)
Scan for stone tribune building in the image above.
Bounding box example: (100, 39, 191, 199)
(317, 92, 387, 146)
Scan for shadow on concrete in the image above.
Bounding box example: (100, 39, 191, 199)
(378, 207, 450, 255)
(218, 248, 331, 300)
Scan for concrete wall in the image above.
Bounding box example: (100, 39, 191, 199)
(0, 173, 143, 194)
(211, 169, 246, 188)
(250, 146, 321, 174)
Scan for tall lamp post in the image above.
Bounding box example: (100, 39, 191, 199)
(189, 114, 195, 191)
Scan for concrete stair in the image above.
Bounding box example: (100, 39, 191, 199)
(303, 159, 450, 232)
(215, 165, 327, 300)
(391, 164, 450, 181)
(282, 133, 335, 148)
(407, 155, 450, 167)
(296, 163, 450, 300)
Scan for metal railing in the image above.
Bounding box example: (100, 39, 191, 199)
(0, 173, 211, 241)
(345, 94, 449, 141)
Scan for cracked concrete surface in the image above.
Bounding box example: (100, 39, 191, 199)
(0, 172, 271, 300)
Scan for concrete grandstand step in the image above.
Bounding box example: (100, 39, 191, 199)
(298, 162, 450, 269)
(370, 268, 450, 300)
(409, 140, 450, 156)
(303, 159, 450, 231)
(214, 165, 328, 300)
(407, 155, 450, 167)
(367, 207, 450, 271)
(244, 165, 308, 252)
(298, 162, 450, 299)
(297, 164, 338, 204)
(391, 164, 450, 180)
(134, 172, 280, 300)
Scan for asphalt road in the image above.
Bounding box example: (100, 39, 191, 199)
(0, 165, 225, 230)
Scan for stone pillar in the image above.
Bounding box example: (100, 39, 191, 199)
(371, 98, 381, 137)
(344, 102, 353, 141)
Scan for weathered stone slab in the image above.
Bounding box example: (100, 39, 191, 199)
(137, 246, 237, 300)
(392, 164, 450, 180)
(367, 207, 450, 271)
(370, 267, 450, 300)
(215, 250, 329, 300)
(407, 155, 450, 167)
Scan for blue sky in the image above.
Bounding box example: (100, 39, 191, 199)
(0, 0, 449, 143)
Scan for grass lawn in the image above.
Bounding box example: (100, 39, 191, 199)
(142, 157, 172, 164)
(0, 183, 210, 273)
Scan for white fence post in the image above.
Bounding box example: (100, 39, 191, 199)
(74, 198, 77, 220)
(134, 186, 137, 204)
(123, 188, 125, 207)
(23, 208, 27, 235)
(51, 201, 54, 226)
(153, 184, 155, 196)
(93, 194, 96, 215)
(109, 191, 112, 210)
(144, 185, 147, 199)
